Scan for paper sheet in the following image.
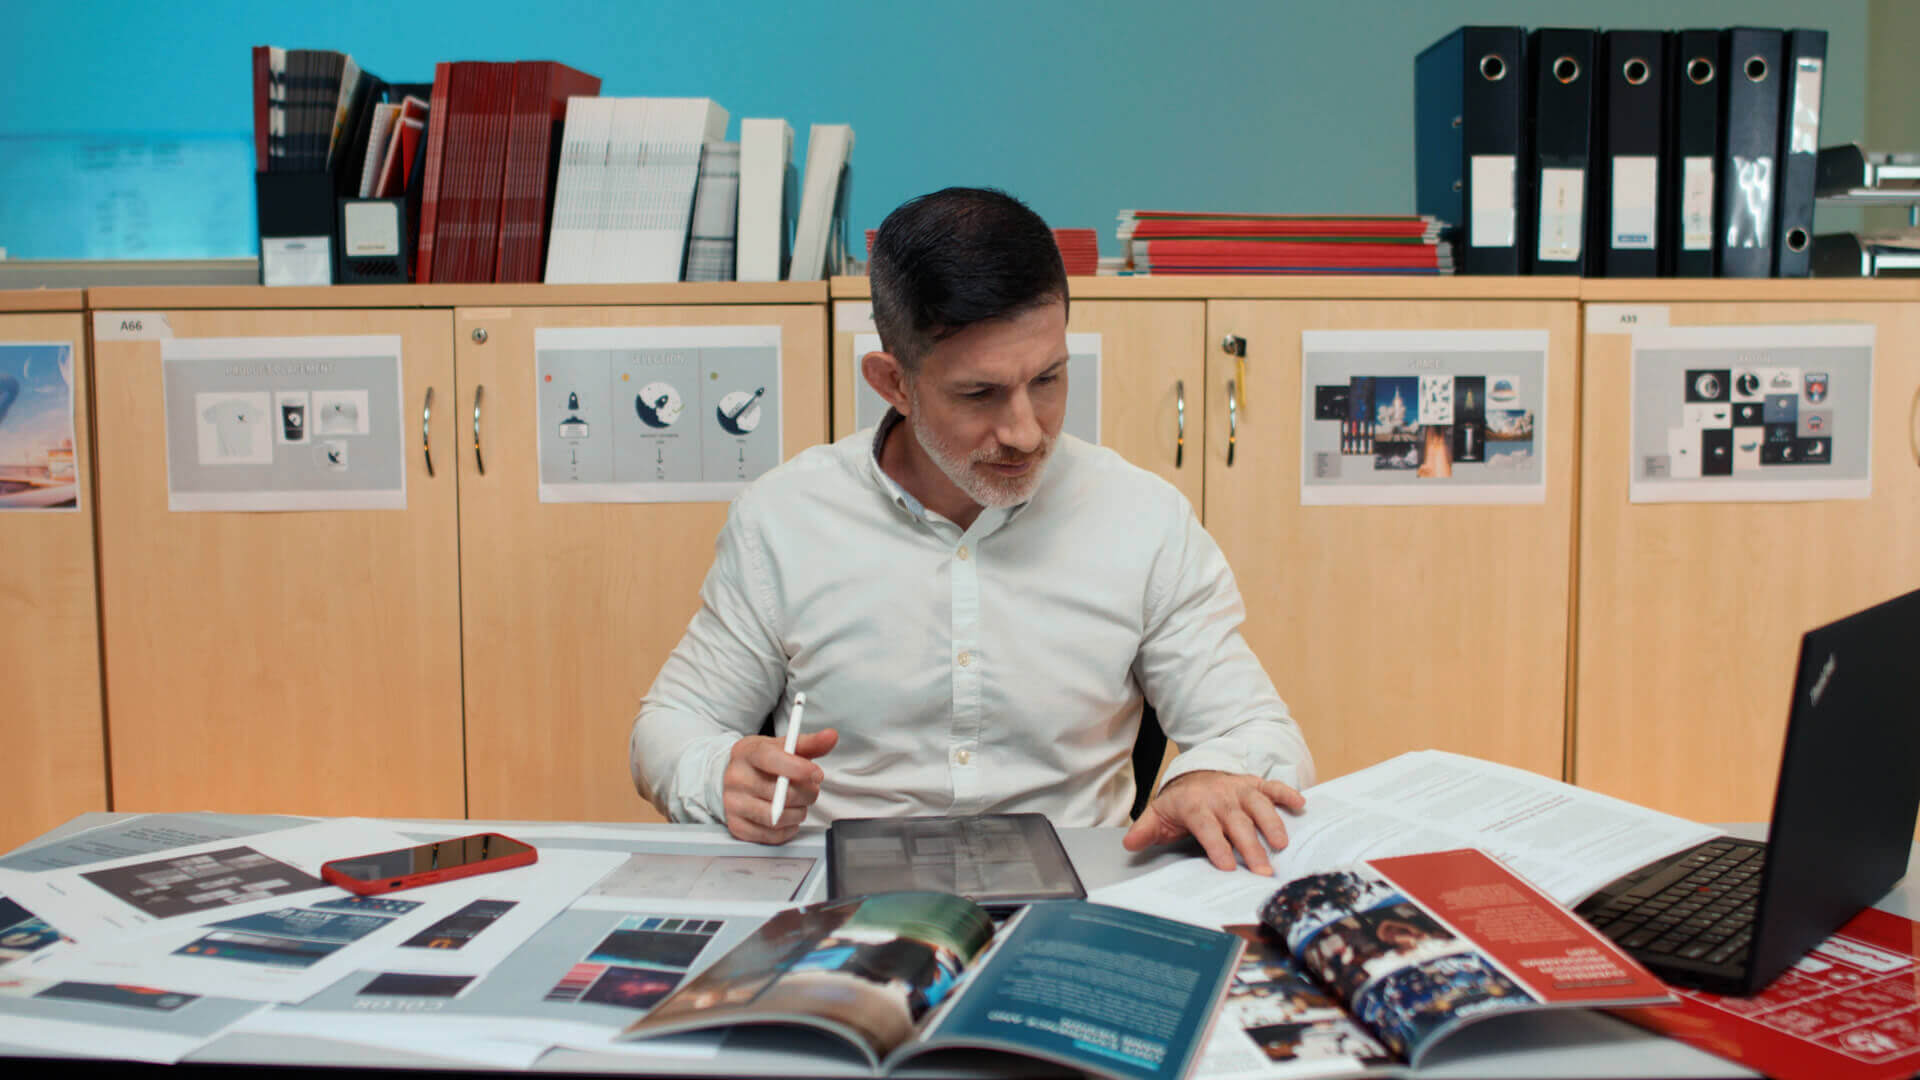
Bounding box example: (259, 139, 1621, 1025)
(0, 818, 418, 944)
(0, 813, 312, 873)
(21, 849, 626, 1003)
(1091, 750, 1718, 928)
(0, 973, 264, 1064)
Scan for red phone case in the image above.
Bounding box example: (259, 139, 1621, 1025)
(320, 832, 538, 895)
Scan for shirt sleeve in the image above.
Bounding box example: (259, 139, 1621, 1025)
(1133, 494, 1316, 796)
(629, 494, 787, 823)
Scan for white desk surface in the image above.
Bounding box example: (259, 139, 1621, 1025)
(3, 815, 1915, 1077)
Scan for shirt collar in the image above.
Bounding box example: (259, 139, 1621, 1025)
(865, 408, 1033, 533)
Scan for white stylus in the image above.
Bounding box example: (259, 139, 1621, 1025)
(769, 692, 807, 826)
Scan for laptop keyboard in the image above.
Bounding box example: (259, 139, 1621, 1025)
(1586, 840, 1767, 967)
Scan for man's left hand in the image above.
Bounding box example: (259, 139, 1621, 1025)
(1121, 770, 1306, 875)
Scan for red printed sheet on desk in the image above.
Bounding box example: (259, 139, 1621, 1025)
(1613, 907, 1920, 1080)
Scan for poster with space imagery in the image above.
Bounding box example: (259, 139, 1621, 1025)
(1300, 330, 1549, 506)
(534, 325, 782, 503)
(1629, 324, 1874, 503)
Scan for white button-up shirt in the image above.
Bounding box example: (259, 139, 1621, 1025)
(630, 412, 1314, 827)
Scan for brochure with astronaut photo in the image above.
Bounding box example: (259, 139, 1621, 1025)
(619, 890, 1239, 1080)
(1201, 848, 1674, 1077)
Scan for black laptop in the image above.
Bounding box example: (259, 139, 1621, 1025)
(1574, 587, 1920, 995)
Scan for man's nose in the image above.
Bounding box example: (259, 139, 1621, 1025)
(996, 388, 1043, 454)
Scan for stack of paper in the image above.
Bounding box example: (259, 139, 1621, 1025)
(546, 97, 729, 283)
(788, 123, 854, 281)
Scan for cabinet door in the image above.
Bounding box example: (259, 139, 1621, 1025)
(0, 313, 107, 850)
(1203, 300, 1581, 783)
(832, 300, 1206, 510)
(93, 309, 464, 818)
(1575, 302, 1920, 823)
(455, 305, 829, 823)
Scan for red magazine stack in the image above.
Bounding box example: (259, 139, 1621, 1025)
(416, 60, 601, 283)
(1117, 211, 1453, 275)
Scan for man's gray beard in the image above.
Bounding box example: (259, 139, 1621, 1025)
(904, 384, 1051, 509)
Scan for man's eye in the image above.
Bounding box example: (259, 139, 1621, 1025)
(963, 389, 994, 400)
(1034, 373, 1060, 386)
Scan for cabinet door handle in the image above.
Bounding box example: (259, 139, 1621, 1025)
(1225, 379, 1238, 467)
(1174, 380, 1186, 468)
(472, 384, 486, 476)
(1910, 382, 1920, 469)
(422, 386, 435, 478)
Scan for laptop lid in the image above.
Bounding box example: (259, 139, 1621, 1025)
(1746, 587, 1920, 992)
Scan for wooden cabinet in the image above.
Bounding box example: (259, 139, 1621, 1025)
(454, 296, 828, 823)
(1202, 298, 1581, 784)
(0, 292, 108, 851)
(90, 301, 465, 819)
(1573, 288, 1920, 824)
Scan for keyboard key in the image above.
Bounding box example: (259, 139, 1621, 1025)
(1623, 929, 1660, 948)
(1680, 942, 1714, 959)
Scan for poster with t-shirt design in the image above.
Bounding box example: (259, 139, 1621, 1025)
(161, 336, 405, 511)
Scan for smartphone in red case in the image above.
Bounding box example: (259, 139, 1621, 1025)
(320, 833, 537, 895)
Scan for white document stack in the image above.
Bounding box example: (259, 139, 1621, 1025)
(735, 118, 794, 282)
(545, 97, 730, 283)
(684, 141, 740, 282)
(788, 123, 854, 281)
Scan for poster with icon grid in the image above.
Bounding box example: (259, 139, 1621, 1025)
(1629, 324, 1874, 504)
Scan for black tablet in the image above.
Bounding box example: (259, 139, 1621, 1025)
(825, 813, 1087, 915)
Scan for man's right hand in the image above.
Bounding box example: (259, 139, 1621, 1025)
(722, 728, 838, 844)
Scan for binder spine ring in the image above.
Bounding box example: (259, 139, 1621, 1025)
(1479, 54, 1507, 81)
(1786, 228, 1810, 252)
(1688, 57, 1715, 85)
(1745, 56, 1768, 82)
(1553, 55, 1581, 84)
(1624, 57, 1650, 85)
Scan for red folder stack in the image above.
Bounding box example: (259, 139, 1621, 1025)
(1117, 212, 1453, 275)
(416, 60, 601, 283)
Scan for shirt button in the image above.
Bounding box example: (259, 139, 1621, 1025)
(956, 545, 970, 561)
(957, 651, 972, 667)
(955, 749, 973, 765)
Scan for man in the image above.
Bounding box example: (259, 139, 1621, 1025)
(631, 187, 1313, 874)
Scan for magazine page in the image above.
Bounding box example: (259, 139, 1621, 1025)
(904, 900, 1241, 1080)
(1262, 850, 1672, 1065)
(618, 891, 994, 1066)
(1195, 925, 1394, 1079)
(1090, 749, 1718, 930)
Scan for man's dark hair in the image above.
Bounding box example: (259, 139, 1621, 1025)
(868, 187, 1068, 373)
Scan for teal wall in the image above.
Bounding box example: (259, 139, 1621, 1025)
(0, 0, 1870, 258)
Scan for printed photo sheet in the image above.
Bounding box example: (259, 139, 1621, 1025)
(0, 818, 420, 943)
(0, 972, 265, 1064)
(17, 849, 625, 1003)
(229, 905, 756, 1065)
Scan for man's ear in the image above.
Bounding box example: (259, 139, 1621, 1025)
(861, 351, 913, 416)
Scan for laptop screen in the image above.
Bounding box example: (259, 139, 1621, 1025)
(1747, 587, 1920, 990)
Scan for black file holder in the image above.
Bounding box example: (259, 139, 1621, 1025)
(255, 170, 337, 286)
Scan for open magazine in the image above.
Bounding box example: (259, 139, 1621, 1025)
(1198, 848, 1673, 1077)
(618, 891, 1240, 1080)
